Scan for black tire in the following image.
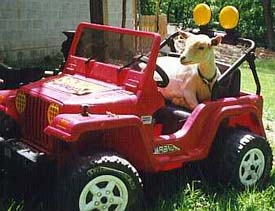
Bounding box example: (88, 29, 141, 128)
(0, 111, 6, 136)
(53, 153, 145, 211)
(0, 111, 5, 175)
(0, 113, 20, 139)
(210, 128, 273, 189)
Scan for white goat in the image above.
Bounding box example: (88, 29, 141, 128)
(157, 31, 222, 110)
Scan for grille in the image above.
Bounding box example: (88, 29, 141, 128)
(23, 95, 51, 149)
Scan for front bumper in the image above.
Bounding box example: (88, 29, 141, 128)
(0, 137, 52, 166)
(0, 138, 55, 194)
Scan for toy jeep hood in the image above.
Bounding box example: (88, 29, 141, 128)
(21, 74, 137, 107)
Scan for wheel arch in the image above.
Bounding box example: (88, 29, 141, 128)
(201, 104, 266, 159)
(71, 125, 155, 173)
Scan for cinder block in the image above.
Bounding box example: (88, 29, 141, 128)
(0, 21, 7, 30)
(1, 9, 14, 20)
(32, 20, 43, 30)
(30, 2, 41, 11)
(1, 0, 131, 65)
(108, 0, 122, 12)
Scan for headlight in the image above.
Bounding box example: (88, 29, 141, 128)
(47, 103, 60, 124)
(219, 6, 239, 30)
(193, 3, 212, 26)
(15, 92, 26, 113)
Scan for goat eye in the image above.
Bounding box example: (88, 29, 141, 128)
(198, 46, 205, 50)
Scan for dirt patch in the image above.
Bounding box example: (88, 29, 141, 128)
(264, 119, 275, 146)
(256, 48, 275, 59)
(264, 119, 275, 169)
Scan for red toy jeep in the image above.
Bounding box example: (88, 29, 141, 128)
(0, 7, 273, 211)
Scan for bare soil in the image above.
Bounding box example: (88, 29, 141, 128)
(256, 47, 275, 59)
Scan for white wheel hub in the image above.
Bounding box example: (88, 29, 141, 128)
(239, 148, 265, 186)
(79, 175, 128, 211)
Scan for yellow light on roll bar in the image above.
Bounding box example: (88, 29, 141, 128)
(193, 3, 212, 26)
(219, 6, 239, 30)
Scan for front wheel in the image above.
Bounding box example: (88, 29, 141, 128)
(217, 129, 273, 189)
(79, 174, 129, 211)
(55, 153, 145, 211)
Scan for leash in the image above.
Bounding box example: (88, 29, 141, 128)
(197, 66, 217, 92)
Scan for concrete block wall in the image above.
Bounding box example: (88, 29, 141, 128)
(0, 0, 90, 66)
(106, 0, 135, 28)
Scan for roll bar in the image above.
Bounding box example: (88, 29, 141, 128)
(212, 37, 260, 100)
(159, 31, 261, 100)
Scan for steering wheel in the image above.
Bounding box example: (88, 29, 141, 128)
(160, 31, 180, 53)
(118, 54, 169, 88)
(137, 55, 169, 88)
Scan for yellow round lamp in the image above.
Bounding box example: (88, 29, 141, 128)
(193, 3, 212, 26)
(47, 103, 60, 124)
(16, 92, 26, 113)
(219, 6, 239, 30)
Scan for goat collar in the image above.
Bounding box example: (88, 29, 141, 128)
(197, 66, 217, 86)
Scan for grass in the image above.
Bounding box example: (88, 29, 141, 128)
(1, 58, 275, 211)
(0, 199, 23, 211)
(149, 184, 275, 211)
(241, 59, 275, 120)
(145, 170, 275, 211)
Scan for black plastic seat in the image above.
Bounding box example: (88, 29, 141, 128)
(153, 104, 191, 135)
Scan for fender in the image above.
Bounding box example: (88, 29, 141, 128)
(0, 90, 19, 120)
(44, 113, 144, 142)
(196, 103, 265, 158)
(44, 113, 156, 172)
(0, 90, 17, 107)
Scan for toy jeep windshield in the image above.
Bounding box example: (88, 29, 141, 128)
(0, 5, 272, 211)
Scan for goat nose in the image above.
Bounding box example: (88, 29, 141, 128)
(180, 56, 186, 62)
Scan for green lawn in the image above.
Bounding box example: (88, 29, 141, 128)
(1, 58, 275, 211)
(146, 170, 275, 211)
(241, 59, 275, 120)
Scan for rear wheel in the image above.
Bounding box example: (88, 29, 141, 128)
(55, 153, 145, 211)
(209, 128, 273, 189)
(238, 148, 266, 186)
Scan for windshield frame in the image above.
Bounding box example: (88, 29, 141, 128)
(67, 22, 161, 74)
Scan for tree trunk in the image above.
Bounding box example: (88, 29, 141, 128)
(167, 0, 173, 23)
(89, 0, 103, 24)
(122, 0, 127, 28)
(156, 0, 160, 32)
(262, 0, 275, 50)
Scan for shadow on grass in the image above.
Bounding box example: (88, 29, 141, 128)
(0, 171, 53, 211)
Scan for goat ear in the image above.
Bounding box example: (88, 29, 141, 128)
(211, 35, 223, 46)
(178, 30, 192, 39)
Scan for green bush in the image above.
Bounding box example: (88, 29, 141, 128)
(140, 0, 274, 48)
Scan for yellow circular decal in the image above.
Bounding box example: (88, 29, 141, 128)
(47, 103, 60, 124)
(193, 3, 212, 26)
(16, 92, 26, 113)
(219, 6, 239, 30)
